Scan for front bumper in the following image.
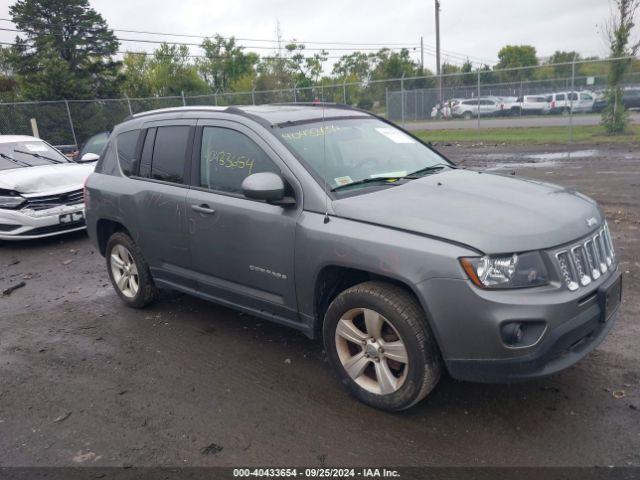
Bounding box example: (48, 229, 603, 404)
(417, 267, 622, 383)
(0, 203, 86, 240)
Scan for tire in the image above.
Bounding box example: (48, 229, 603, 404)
(323, 281, 442, 411)
(463, 111, 473, 120)
(105, 231, 159, 308)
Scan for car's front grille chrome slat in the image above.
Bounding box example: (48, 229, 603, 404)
(556, 223, 615, 291)
(22, 189, 84, 211)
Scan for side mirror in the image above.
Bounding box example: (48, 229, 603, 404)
(241, 172, 295, 206)
(79, 152, 100, 163)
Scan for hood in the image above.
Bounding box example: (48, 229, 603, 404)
(0, 163, 95, 195)
(332, 169, 602, 254)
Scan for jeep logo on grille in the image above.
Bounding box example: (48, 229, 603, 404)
(586, 217, 598, 227)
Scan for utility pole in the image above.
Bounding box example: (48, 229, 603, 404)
(435, 0, 442, 104)
(420, 36, 424, 73)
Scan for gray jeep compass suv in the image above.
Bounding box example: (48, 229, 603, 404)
(85, 104, 622, 411)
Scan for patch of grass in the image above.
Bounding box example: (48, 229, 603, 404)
(413, 124, 640, 145)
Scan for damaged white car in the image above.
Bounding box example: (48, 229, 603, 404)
(0, 135, 95, 240)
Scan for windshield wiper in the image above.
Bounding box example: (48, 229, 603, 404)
(0, 152, 32, 168)
(404, 163, 454, 179)
(331, 176, 403, 192)
(13, 149, 64, 164)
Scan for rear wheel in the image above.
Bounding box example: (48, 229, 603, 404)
(106, 232, 158, 308)
(323, 281, 442, 411)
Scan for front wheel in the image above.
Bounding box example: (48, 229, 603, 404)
(323, 281, 442, 411)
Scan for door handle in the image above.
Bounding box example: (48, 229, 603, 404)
(191, 204, 216, 215)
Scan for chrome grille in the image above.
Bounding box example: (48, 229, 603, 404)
(555, 223, 616, 291)
(22, 189, 84, 211)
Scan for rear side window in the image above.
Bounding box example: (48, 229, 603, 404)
(556, 93, 565, 101)
(116, 130, 139, 177)
(200, 127, 279, 195)
(150, 126, 190, 184)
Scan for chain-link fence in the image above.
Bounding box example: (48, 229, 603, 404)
(0, 56, 638, 148)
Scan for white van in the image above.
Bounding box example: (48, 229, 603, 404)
(547, 91, 595, 114)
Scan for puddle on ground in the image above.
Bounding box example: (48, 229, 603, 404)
(526, 149, 599, 161)
(468, 149, 601, 171)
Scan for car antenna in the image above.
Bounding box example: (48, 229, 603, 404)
(322, 96, 330, 224)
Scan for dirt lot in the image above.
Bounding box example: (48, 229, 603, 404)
(0, 143, 638, 467)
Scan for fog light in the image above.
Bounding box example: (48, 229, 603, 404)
(502, 322, 524, 346)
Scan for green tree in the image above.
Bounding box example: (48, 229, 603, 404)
(120, 53, 154, 98)
(371, 48, 421, 81)
(494, 45, 538, 82)
(285, 42, 328, 88)
(332, 52, 373, 82)
(198, 35, 258, 92)
(8, 0, 120, 100)
(0, 47, 18, 101)
(548, 50, 582, 77)
(601, 0, 640, 134)
(148, 44, 209, 97)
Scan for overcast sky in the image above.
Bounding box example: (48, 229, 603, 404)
(0, 0, 623, 70)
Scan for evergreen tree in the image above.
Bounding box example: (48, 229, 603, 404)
(9, 0, 121, 100)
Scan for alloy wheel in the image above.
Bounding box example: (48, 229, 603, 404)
(110, 244, 139, 298)
(334, 308, 409, 395)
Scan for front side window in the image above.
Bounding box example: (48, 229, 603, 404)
(277, 118, 450, 194)
(150, 126, 190, 184)
(556, 94, 566, 101)
(200, 127, 279, 194)
(116, 130, 139, 177)
(580, 93, 593, 100)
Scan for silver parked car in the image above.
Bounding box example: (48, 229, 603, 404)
(0, 135, 94, 240)
(452, 96, 504, 119)
(85, 104, 622, 411)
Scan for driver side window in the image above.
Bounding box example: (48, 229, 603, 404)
(200, 127, 279, 195)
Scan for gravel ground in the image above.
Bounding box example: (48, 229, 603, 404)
(0, 143, 638, 467)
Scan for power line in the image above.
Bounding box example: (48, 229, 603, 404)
(0, 18, 420, 47)
(0, 17, 494, 65)
(0, 41, 360, 61)
(0, 26, 420, 53)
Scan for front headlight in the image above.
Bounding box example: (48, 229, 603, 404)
(460, 252, 549, 289)
(0, 189, 25, 209)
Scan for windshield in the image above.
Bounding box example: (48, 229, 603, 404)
(277, 118, 450, 192)
(0, 140, 69, 171)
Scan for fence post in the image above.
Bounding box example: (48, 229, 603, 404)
(64, 100, 78, 149)
(343, 79, 347, 104)
(214, 92, 218, 106)
(125, 94, 133, 115)
(401, 73, 405, 127)
(385, 87, 389, 119)
(519, 80, 523, 117)
(569, 53, 576, 146)
(181, 90, 186, 106)
(251, 87, 256, 105)
(477, 69, 481, 131)
(293, 84, 297, 103)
